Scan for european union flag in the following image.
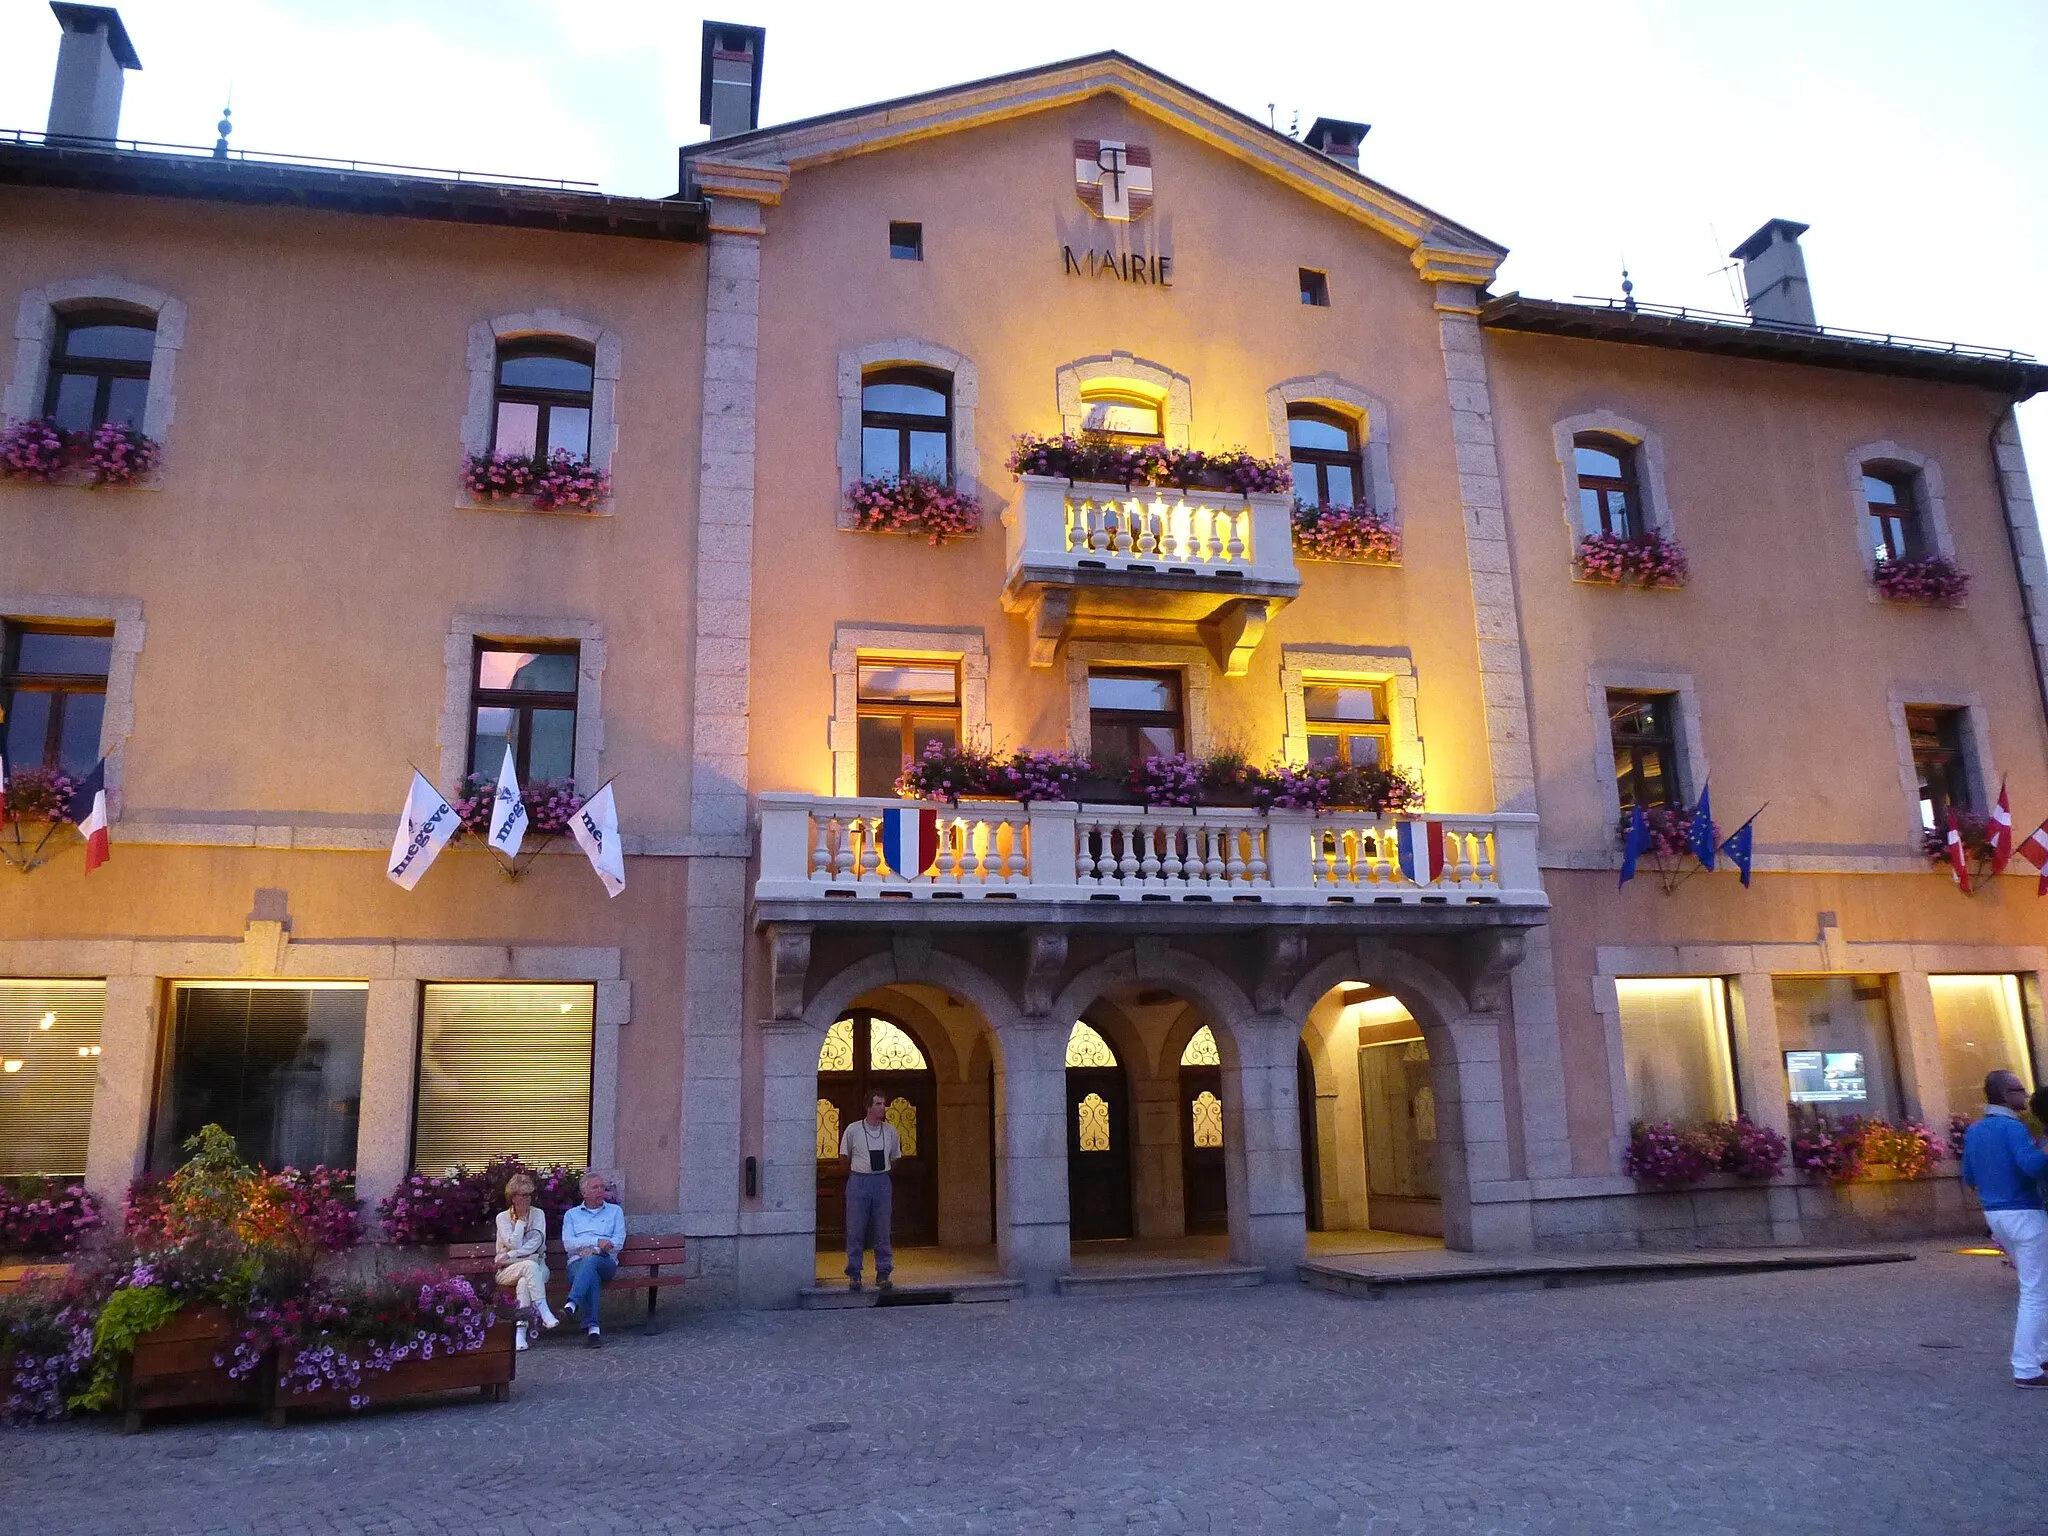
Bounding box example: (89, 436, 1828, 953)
(1721, 821, 1755, 887)
(1689, 781, 1716, 871)
(1619, 805, 1651, 888)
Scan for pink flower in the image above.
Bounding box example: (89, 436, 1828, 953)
(846, 472, 983, 545)
(1577, 531, 1688, 588)
(1874, 554, 1970, 607)
(1291, 502, 1399, 564)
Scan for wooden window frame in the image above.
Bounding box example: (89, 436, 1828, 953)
(468, 639, 580, 781)
(1303, 679, 1392, 768)
(1864, 466, 1922, 562)
(42, 308, 155, 432)
(1087, 667, 1185, 767)
(1907, 705, 1973, 830)
(855, 656, 962, 799)
(1607, 689, 1680, 813)
(1077, 388, 1164, 448)
(860, 365, 953, 482)
(0, 619, 112, 772)
(1574, 433, 1643, 539)
(1287, 405, 1367, 509)
(491, 339, 597, 460)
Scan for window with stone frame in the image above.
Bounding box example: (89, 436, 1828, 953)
(1087, 669, 1183, 772)
(1607, 689, 1680, 812)
(860, 367, 952, 481)
(856, 658, 960, 798)
(1303, 680, 1390, 768)
(0, 621, 112, 775)
(1864, 466, 1925, 562)
(1288, 406, 1365, 509)
(43, 309, 155, 434)
(1574, 434, 1643, 539)
(491, 340, 595, 460)
(469, 641, 579, 783)
(1907, 705, 1974, 832)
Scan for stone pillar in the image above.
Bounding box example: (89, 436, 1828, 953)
(1892, 971, 1950, 1130)
(1731, 972, 1791, 1139)
(737, 1017, 823, 1308)
(1223, 1016, 1307, 1273)
(995, 1019, 1070, 1292)
(1439, 1013, 1534, 1253)
(352, 979, 421, 1214)
(83, 972, 155, 1203)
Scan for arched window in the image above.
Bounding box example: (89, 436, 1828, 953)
(1573, 434, 1642, 538)
(1078, 389, 1161, 446)
(1287, 406, 1365, 508)
(44, 309, 156, 433)
(492, 340, 595, 459)
(1864, 467, 1922, 562)
(860, 367, 952, 480)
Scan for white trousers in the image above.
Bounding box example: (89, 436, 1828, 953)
(1984, 1208, 2048, 1379)
(496, 1257, 550, 1311)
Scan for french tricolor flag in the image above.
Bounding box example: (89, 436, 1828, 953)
(69, 759, 109, 873)
(879, 807, 940, 879)
(1395, 819, 1445, 885)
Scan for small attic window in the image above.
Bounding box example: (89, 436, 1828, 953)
(889, 222, 923, 262)
(1299, 269, 1330, 307)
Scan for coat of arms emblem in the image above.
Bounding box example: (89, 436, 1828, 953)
(1074, 139, 1153, 221)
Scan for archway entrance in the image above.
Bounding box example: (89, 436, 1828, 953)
(1178, 1024, 1226, 1235)
(1300, 984, 1442, 1241)
(816, 1010, 938, 1248)
(1065, 1020, 1132, 1240)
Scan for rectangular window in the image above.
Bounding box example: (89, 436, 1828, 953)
(491, 343, 595, 460)
(1616, 978, 1738, 1124)
(1907, 706, 1973, 831)
(1773, 975, 1904, 1125)
(1607, 690, 1679, 812)
(856, 658, 960, 798)
(1931, 975, 2035, 1111)
(1304, 681, 1390, 768)
(44, 313, 154, 433)
(150, 983, 367, 1172)
(1, 622, 112, 775)
(1298, 268, 1330, 307)
(0, 980, 105, 1177)
(413, 983, 593, 1173)
(1088, 669, 1184, 771)
(470, 641, 578, 784)
(888, 221, 923, 261)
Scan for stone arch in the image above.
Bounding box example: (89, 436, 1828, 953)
(462, 309, 623, 473)
(1055, 350, 1192, 448)
(801, 945, 1019, 1047)
(1551, 408, 1677, 542)
(837, 337, 981, 508)
(7, 275, 187, 449)
(1047, 943, 1254, 1045)
(1266, 373, 1397, 523)
(1845, 439, 1953, 571)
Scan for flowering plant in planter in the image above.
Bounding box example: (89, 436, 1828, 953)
(0, 418, 162, 487)
(1920, 811, 2000, 884)
(1701, 1116, 1790, 1180)
(85, 422, 162, 487)
(1291, 502, 1399, 563)
(461, 450, 611, 511)
(1874, 554, 1970, 607)
(0, 1179, 104, 1257)
(846, 471, 982, 545)
(1626, 1116, 1789, 1187)
(374, 1154, 587, 1245)
(1949, 1112, 1972, 1159)
(892, 739, 1008, 803)
(1616, 803, 1717, 859)
(1576, 530, 1689, 588)
(1792, 1114, 1943, 1182)
(450, 774, 584, 840)
(1006, 434, 1293, 495)
(1130, 752, 1210, 808)
(0, 1282, 97, 1421)
(1000, 748, 1095, 803)
(2, 766, 77, 825)
(0, 417, 69, 480)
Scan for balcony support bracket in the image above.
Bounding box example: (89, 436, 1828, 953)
(1201, 598, 1270, 678)
(1027, 588, 1073, 668)
(768, 922, 813, 1021)
(1457, 926, 1527, 1013)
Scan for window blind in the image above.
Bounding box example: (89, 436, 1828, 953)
(0, 980, 106, 1177)
(414, 983, 593, 1173)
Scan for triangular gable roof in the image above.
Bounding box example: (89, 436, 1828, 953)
(683, 51, 1505, 284)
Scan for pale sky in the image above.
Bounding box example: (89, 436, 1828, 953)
(5, 0, 2046, 450)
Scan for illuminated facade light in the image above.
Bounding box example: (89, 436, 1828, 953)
(2, 1060, 22, 1073)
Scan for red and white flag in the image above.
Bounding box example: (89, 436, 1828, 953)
(68, 759, 109, 873)
(1945, 808, 1973, 895)
(2014, 813, 2048, 896)
(1990, 779, 2014, 875)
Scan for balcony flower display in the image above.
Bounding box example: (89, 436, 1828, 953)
(1873, 554, 1970, 607)
(893, 741, 1097, 805)
(1262, 760, 1425, 816)
(0, 417, 162, 487)
(1576, 530, 1689, 588)
(1006, 433, 1292, 495)
(845, 471, 983, 545)
(1290, 502, 1399, 564)
(0, 1180, 105, 1258)
(2, 766, 77, 825)
(461, 449, 611, 511)
(450, 774, 584, 840)
(1615, 803, 1716, 857)
(1791, 1114, 1943, 1182)
(1623, 1116, 1789, 1188)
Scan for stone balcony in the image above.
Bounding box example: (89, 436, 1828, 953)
(1000, 475, 1301, 674)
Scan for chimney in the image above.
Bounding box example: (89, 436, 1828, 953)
(1730, 218, 1816, 328)
(1304, 117, 1369, 171)
(46, 3, 140, 144)
(699, 21, 766, 141)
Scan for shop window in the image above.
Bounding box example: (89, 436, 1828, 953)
(1298, 268, 1330, 307)
(1287, 406, 1364, 508)
(1574, 434, 1642, 538)
(1616, 978, 1738, 1124)
(1773, 975, 1905, 1126)
(412, 983, 593, 1172)
(1304, 681, 1389, 768)
(470, 641, 578, 783)
(1607, 690, 1680, 812)
(888, 221, 923, 261)
(1907, 705, 1973, 832)
(1078, 390, 1162, 446)
(856, 657, 960, 799)
(1, 622, 112, 775)
(0, 980, 105, 1177)
(44, 309, 155, 434)
(860, 367, 952, 481)
(491, 340, 595, 460)
(1864, 466, 1923, 562)
(1088, 669, 1183, 771)
(150, 984, 366, 1172)
(1931, 975, 2035, 1112)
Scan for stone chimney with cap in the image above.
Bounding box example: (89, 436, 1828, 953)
(1730, 218, 1816, 328)
(1303, 117, 1369, 171)
(46, 3, 141, 144)
(699, 21, 766, 141)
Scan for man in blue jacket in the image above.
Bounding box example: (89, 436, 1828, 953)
(1960, 1070, 2048, 1386)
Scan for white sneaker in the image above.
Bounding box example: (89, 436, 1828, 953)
(538, 1304, 561, 1331)
(515, 1322, 530, 1352)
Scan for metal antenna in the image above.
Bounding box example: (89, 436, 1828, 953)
(1621, 262, 1636, 313)
(1706, 222, 1745, 309)
(1267, 102, 1276, 128)
(213, 85, 233, 160)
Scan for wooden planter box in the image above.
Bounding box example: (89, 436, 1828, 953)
(0, 1259, 73, 1295)
(262, 1317, 515, 1426)
(114, 1305, 256, 1434)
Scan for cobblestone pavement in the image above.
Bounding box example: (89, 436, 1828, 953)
(6, 1244, 2045, 1535)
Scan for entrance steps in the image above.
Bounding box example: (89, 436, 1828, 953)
(1300, 1244, 1912, 1299)
(799, 1277, 1024, 1309)
(1055, 1262, 1266, 1299)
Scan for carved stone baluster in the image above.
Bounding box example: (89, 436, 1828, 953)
(1135, 495, 1158, 557)
(1223, 825, 1246, 884)
(858, 818, 882, 881)
(1077, 818, 1098, 884)
(1224, 506, 1247, 563)
(1246, 822, 1268, 884)
(1139, 822, 1162, 882)
(1113, 822, 1138, 882)
(813, 815, 833, 881)
(1160, 823, 1184, 883)
(831, 816, 855, 881)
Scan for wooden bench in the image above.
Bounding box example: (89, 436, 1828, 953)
(445, 1234, 687, 1334)
(0, 1261, 72, 1296)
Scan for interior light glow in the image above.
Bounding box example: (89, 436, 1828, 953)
(560, 1002, 573, 1013)
(38, 1012, 57, 1030)
(1955, 1247, 2005, 1256)
(2, 1060, 21, 1073)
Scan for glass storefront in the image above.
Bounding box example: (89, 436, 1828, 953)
(1931, 974, 2035, 1112)
(0, 980, 106, 1177)
(412, 983, 593, 1173)
(1773, 975, 1904, 1125)
(1616, 978, 1738, 1124)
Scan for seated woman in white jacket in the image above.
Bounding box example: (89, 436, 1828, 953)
(495, 1173, 561, 1350)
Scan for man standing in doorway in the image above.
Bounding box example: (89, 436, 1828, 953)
(841, 1091, 901, 1292)
(1960, 1069, 2048, 1387)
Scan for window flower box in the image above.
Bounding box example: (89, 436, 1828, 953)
(0, 419, 162, 488)
(1791, 1114, 1943, 1182)
(1624, 1117, 1787, 1189)
(113, 1305, 258, 1433)
(2, 768, 78, 828)
(0, 1180, 104, 1258)
(450, 776, 585, 846)
(1290, 502, 1399, 564)
(845, 471, 982, 545)
(461, 450, 611, 512)
(1576, 530, 1689, 588)
(1921, 813, 1999, 887)
(1005, 434, 1293, 495)
(1873, 554, 1969, 607)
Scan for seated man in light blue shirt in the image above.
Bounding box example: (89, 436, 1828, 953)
(559, 1172, 626, 1347)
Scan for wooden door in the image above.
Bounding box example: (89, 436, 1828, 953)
(1066, 1066, 1132, 1240)
(1297, 1040, 1323, 1232)
(1180, 1065, 1227, 1235)
(814, 1012, 938, 1248)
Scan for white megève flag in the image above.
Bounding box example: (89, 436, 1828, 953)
(487, 746, 529, 854)
(569, 782, 625, 897)
(386, 770, 462, 890)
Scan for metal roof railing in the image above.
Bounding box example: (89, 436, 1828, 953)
(1565, 294, 2037, 366)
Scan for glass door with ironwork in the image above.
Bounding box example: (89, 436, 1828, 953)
(815, 1011, 937, 1247)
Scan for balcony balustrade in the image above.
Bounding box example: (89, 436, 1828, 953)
(1001, 475, 1301, 674)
